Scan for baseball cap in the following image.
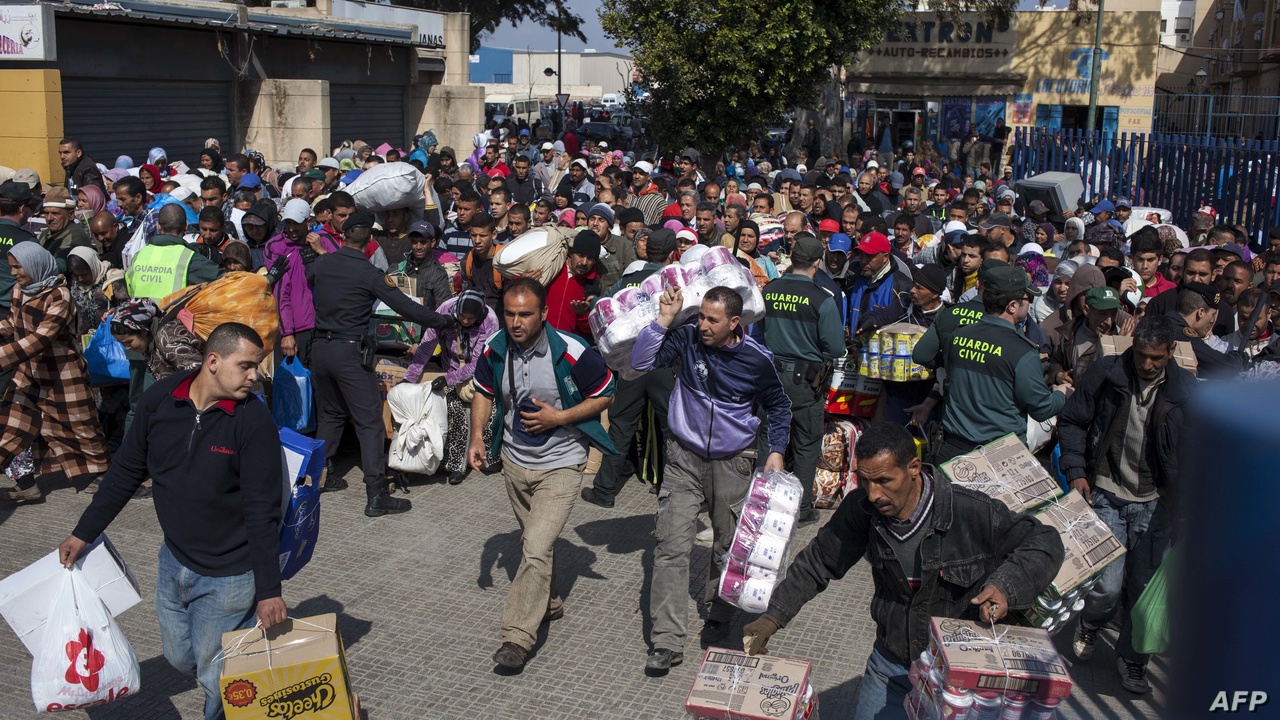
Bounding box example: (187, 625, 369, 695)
(519, 128, 531, 136)
(941, 220, 968, 236)
(912, 264, 948, 295)
(889, 171, 905, 190)
(344, 211, 375, 231)
(828, 233, 852, 253)
(1219, 242, 1251, 262)
(317, 157, 341, 170)
(1115, 197, 1132, 209)
(943, 229, 969, 246)
(1196, 205, 1218, 219)
(865, 160, 879, 169)
(680, 147, 701, 165)
(541, 142, 554, 151)
(597, 141, 609, 150)
(979, 212, 1012, 230)
(302, 168, 327, 182)
(912, 167, 927, 177)
(1084, 285, 1121, 310)
(408, 221, 437, 239)
(857, 232, 891, 255)
(571, 158, 590, 170)
(1090, 199, 1116, 215)
(239, 173, 262, 189)
(985, 265, 1042, 296)
(978, 258, 1009, 284)
(42, 186, 74, 210)
(647, 228, 678, 256)
(818, 218, 840, 233)
(0, 179, 33, 203)
(282, 199, 312, 224)
(676, 228, 698, 246)
(746, 182, 764, 192)
(13, 168, 40, 189)
(790, 233, 825, 262)
(1182, 281, 1221, 307)
(1028, 199, 1049, 216)
(633, 160, 654, 175)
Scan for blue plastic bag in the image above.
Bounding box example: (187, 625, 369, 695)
(272, 357, 315, 433)
(278, 428, 325, 581)
(84, 318, 130, 386)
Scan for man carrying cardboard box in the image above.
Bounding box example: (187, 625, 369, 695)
(741, 422, 1063, 720)
(59, 323, 287, 720)
(1058, 314, 1190, 694)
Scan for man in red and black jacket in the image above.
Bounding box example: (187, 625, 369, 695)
(60, 323, 286, 720)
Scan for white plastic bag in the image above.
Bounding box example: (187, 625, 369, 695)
(31, 568, 139, 713)
(344, 162, 426, 212)
(387, 382, 448, 474)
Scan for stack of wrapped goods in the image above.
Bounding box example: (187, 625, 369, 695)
(718, 470, 804, 613)
(905, 618, 1072, 720)
(814, 418, 866, 508)
(590, 245, 767, 380)
(939, 435, 1126, 636)
(1015, 490, 1126, 634)
(686, 648, 818, 720)
(860, 323, 933, 382)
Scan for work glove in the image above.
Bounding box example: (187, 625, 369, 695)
(742, 615, 781, 656)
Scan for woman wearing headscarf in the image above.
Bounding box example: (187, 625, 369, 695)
(147, 147, 170, 177)
(76, 184, 108, 215)
(1051, 216, 1086, 258)
(139, 163, 163, 194)
(109, 298, 204, 385)
(113, 155, 133, 170)
(0, 242, 111, 502)
(1033, 258, 1078, 324)
(199, 148, 224, 174)
(402, 290, 498, 485)
(733, 220, 775, 287)
(66, 246, 127, 338)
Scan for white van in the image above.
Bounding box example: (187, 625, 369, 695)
(601, 93, 623, 111)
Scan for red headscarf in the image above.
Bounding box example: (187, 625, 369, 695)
(139, 164, 163, 193)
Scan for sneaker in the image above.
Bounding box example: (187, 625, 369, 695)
(447, 470, 467, 486)
(1117, 657, 1150, 694)
(644, 648, 683, 675)
(543, 605, 564, 623)
(321, 467, 348, 493)
(0, 479, 42, 504)
(695, 527, 714, 544)
(493, 642, 528, 670)
(796, 509, 819, 526)
(580, 487, 614, 509)
(700, 619, 732, 647)
(365, 489, 412, 517)
(1072, 623, 1099, 661)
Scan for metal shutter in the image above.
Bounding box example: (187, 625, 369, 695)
(330, 84, 406, 151)
(62, 78, 232, 166)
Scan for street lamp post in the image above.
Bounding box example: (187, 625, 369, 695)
(1085, 0, 1106, 135)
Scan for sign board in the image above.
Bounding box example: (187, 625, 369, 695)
(329, 0, 445, 49)
(851, 11, 1017, 78)
(556, 93, 571, 108)
(0, 4, 56, 61)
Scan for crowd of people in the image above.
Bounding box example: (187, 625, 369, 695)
(1, 118, 1267, 719)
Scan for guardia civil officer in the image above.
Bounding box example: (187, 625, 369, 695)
(935, 265, 1071, 462)
(581, 228, 680, 508)
(756, 233, 844, 523)
(307, 211, 456, 516)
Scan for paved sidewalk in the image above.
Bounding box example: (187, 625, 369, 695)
(0, 461, 1165, 719)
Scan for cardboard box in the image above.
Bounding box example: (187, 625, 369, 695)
(929, 618, 1073, 700)
(686, 647, 812, 720)
(375, 357, 409, 437)
(939, 434, 1063, 513)
(390, 274, 417, 297)
(1034, 490, 1126, 597)
(219, 613, 356, 720)
(1100, 335, 1197, 374)
(0, 534, 142, 655)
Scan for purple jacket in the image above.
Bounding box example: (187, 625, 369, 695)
(404, 297, 498, 385)
(263, 231, 340, 336)
(631, 320, 791, 460)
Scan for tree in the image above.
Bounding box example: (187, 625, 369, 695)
(600, 0, 1017, 156)
(396, 0, 585, 53)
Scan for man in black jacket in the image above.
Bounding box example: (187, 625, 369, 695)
(1058, 314, 1190, 695)
(742, 422, 1063, 719)
(60, 323, 286, 720)
(58, 137, 105, 194)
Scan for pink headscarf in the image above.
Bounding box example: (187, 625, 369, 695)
(557, 209, 577, 227)
(78, 184, 107, 214)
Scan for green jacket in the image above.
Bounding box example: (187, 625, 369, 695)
(912, 299, 985, 369)
(472, 322, 617, 464)
(941, 315, 1065, 446)
(758, 273, 845, 363)
(0, 218, 35, 311)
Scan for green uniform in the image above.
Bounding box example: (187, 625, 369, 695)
(757, 273, 844, 515)
(912, 299, 984, 369)
(0, 218, 36, 312)
(125, 234, 220, 300)
(608, 262, 662, 296)
(940, 315, 1065, 454)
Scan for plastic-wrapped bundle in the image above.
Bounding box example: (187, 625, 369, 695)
(627, 300, 658, 328)
(596, 313, 641, 361)
(639, 273, 665, 301)
(589, 296, 623, 338)
(679, 244, 710, 266)
(659, 263, 695, 290)
(705, 263, 751, 291)
(615, 286, 645, 311)
(673, 280, 708, 325)
(718, 469, 805, 612)
(700, 245, 736, 272)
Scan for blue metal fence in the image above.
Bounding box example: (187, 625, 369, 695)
(1011, 127, 1280, 233)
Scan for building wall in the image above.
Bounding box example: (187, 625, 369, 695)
(471, 47, 514, 84)
(240, 80, 330, 168)
(577, 53, 632, 98)
(0, 70, 63, 184)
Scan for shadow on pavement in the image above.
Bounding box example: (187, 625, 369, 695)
(815, 675, 863, 720)
(574, 513, 657, 645)
(86, 654, 195, 720)
(477, 531, 604, 601)
(292, 594, 374, 649)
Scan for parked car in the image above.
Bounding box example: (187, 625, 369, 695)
(578, 121, 626, 148)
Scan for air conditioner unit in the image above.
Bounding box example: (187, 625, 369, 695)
(1179, 33, 1190, 40)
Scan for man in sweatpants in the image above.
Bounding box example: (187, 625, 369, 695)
(631, 285, 792, 675)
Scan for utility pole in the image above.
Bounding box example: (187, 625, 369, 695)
(1085, 0, 1105, 135)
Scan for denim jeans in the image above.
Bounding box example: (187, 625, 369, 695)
(1080, 488, 1163, 666)
(155, 544, 257, 720)
(852, 645, 912, 720)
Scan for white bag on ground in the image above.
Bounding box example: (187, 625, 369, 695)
(31, 568, 139, 713)
(494, 227, 571, 286)
(344, 162, 426, 212)
(387, 382, 448, 475)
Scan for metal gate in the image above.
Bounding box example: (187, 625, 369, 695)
(329, 84, 406, 151)
(62, 78, 232, 166)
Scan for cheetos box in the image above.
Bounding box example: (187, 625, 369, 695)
(685, 647, 812, 720)
(219, 613, 357, 720)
